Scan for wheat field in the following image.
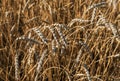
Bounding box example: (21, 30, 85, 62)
(0, 0, 120, 81)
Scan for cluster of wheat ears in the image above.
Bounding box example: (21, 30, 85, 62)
(0, 0, 120, 81)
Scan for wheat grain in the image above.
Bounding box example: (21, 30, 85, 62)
(52, 39, 57, 55)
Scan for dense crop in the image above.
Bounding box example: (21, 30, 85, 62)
(0, 0, 120, 81)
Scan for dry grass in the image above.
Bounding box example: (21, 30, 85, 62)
(0, 0, 120, 81)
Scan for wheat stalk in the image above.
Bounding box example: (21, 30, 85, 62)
(22, 0, 30, 13)
(28, 2, 35, 9)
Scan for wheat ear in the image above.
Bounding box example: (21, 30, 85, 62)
(91, 8, 97, 23)
(15, 52, 20, 81)
(55, 25, 68, 47)
(48, 26, 61, 46)
(83, 64, 92, 81)
(86, 2, 106, 12)
(33, 28, 48, 45)
(35, 49, 48, 81)
(16, 36, 40, 44)
(68, 18, 90, 27)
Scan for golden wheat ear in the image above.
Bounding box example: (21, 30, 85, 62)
(83, 64, 92, 81)
(35, 49, 48, 81)
(33, 28, 48, 45)
(68, 18, 90, 27)
(15, 51, 20, 81)
(54, 23, 68, 47)
(86, 2, 107, 12)
(48, 25, 61, 46)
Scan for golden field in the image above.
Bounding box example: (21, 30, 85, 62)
(0, 0, 120, 81)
